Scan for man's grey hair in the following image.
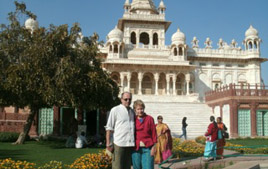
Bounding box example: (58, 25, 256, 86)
(121, 92, 132, 98)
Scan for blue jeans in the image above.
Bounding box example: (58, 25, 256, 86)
(132, 147, 154, 169)
(179, 127, 187, 140)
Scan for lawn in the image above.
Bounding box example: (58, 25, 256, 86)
(0, 140, 102, 166)
(227, 137, 268, 147)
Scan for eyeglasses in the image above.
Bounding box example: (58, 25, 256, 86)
(123, 98, 131, 101)
(158, 118, 163, 120)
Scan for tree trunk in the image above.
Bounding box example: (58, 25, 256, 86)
(14, 109, 37, 144)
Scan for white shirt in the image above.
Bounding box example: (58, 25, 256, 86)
(75, 135, 88, 149)
(105, 104, 135, 147)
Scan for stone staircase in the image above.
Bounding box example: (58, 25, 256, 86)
(138, 101, 214, 139)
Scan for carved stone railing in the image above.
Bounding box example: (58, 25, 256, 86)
(205, 83, 268, 102)
(123, 13, 165, 21)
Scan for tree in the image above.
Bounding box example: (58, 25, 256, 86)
(0, 2, 119, 144)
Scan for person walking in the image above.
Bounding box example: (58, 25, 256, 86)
(132, 100, 157, 169)
(179, 117, 187, 140)
(204, 116, 218, 161)
(154, 115, 173, 164)
(216, 117, 227, 159)
(105, 92, 135, 169)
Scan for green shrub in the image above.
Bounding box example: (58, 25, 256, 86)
(0, 132, 31, 142)
(0, 132, 19, 142)
(195, 135, 206, 145)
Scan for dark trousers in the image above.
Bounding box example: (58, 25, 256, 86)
(112, 144, 132, 169)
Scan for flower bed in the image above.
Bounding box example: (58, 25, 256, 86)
(173, 140, 204, 158)
(0, 158, 36, 169)
(68, 151, 111, 169)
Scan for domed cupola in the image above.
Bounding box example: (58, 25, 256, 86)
(171, 28, 186, 45)
(25, 18, 38, 33)
(171, 28, 187, 61)
(245, 25, 258, 40)
(106, 26, 125, 59)
(107, 26, 123, 43)
(243, 25, 261, 51)
(158, 0, 166, 14)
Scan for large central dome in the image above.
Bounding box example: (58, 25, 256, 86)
(130, 0, 157, 14)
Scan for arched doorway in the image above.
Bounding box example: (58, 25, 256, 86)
(130, 72, 138, 94)
(176, 73, 185, 95)
(142, 73, 154, 95)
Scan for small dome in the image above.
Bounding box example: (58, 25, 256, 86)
(25, 18, 38, 30)
(245, 25, 258, 38)
(124, 0, 130, 5)
(159, 0, 166, 8)
(107, 26, 123, 42)
(171, 28, 186, 44)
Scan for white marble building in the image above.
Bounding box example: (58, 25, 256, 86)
(100, 0, 265, 138)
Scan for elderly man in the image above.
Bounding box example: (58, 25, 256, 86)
(105, 92, 135, 169)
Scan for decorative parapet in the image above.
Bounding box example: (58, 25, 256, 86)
(205, 83, 268, 103)
(123, 13, 165, 21)
(188, 48, 260, 58)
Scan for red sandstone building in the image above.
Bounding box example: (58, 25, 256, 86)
(205, 83, 268, 137)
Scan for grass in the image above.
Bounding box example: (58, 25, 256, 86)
(227, 137, 268, 146)
(0, 140, 102, 166)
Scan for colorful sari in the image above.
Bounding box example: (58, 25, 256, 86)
(217, 123, 226, 158)
(154, 123, 173, 164)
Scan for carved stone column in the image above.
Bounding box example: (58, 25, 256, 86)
(138, 72, 143, 95)
(186, 73, 191, 95)
(173, 74, 177, 95)
(154, 73, 159, 95)
(149, 31, 153, 47)
(166, 75, 170, 95)
(230, 100, 238, 138)
(136, 30, 140, 48)
(120, 73, 124, 93)
(250, 102, 257, 137)
(220, 104, 223, 119)
(127, 72, 131, 92)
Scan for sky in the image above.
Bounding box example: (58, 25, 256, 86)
(1, 0, 268, 84)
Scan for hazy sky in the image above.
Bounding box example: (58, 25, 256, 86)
(1, 0, 268, 84)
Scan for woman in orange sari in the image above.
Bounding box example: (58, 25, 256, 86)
(216, 117, 227, 159)
(154, 115, 173, 164)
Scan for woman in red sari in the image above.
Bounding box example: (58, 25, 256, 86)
(216, 117, 227, 159)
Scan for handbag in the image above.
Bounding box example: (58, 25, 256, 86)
(223, 131, 229, 139)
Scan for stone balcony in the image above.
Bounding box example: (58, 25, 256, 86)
(205, 83, 268, 104)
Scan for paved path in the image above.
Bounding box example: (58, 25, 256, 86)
(154, 150, 268, 169)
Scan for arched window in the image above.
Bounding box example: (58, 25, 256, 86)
(120, 45, 123, 53)
(131, 32, 136, 44)
(179, 47, 183, 56)
(140, 32, 149, 45)
(174, 48, 177, 56)
(109, 45, 112, 52)
(249, 42, 253, 49)
(153, 33, 158, 45)
(254, 41, 258, 49)
(114, 44, 118, 53)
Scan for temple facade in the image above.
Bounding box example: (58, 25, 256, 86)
(100, 0, 267, 138)
(1, 0, 267, 139)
